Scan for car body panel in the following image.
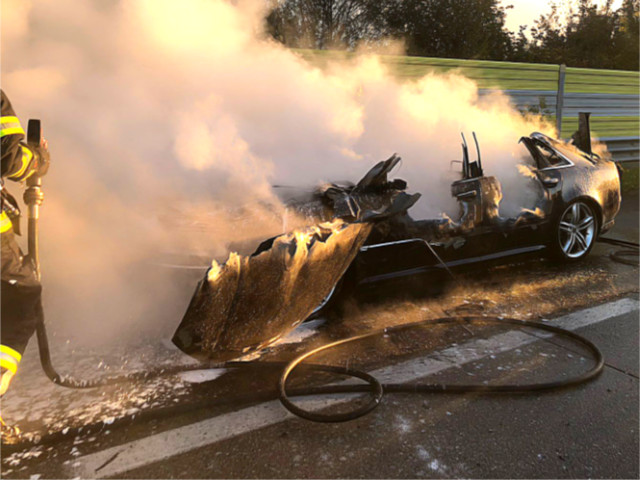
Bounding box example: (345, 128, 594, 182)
(332, 131, 621, 291)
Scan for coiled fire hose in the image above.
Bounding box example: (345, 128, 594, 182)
(8, 314, 603, 453)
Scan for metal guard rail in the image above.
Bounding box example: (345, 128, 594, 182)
(600, 136, 639, 163)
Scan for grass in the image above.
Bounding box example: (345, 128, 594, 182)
(620, 163, 639, 194)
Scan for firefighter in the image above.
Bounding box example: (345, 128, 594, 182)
(1, 90, 50, 435)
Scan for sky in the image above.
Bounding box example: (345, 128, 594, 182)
(502, 0, 624, 33)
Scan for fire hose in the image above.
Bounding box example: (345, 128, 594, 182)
(12, 315, 605, 453)
(598, 236, 640, 266)
(8, 120, 616, 450)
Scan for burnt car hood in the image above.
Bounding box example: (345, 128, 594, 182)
(173, 156, 420, 360)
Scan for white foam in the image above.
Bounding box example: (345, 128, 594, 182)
(178, 369, 227, 384)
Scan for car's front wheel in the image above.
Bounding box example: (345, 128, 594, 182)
(552, 200, 598, 261)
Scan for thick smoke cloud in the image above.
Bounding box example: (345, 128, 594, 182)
(1, 0, 553, 344)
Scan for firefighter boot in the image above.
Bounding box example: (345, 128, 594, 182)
(0, 368, 21, 444)
(0, 415, 21, 444)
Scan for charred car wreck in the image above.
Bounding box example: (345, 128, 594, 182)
(173, 157, 421, 360)
(173, 114, 621, 360)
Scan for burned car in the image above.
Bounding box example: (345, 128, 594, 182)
(299, 116, 621, 316)
(173, 114, 620, 360)
(173, 158, 421, 360)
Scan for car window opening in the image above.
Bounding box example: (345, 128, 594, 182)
(535, 140, 569, 167)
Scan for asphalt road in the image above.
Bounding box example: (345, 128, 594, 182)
(2, 298, 637, 479)
(1, 191, 638, 479)
(112, 301, 640, 479)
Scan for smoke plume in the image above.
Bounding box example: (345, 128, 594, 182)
(1, 0, 553, 344)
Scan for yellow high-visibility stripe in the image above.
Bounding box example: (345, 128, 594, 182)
(0, 345, 22, 363)
(22, 147, 37, 179)
(6, 146, 34, 180)
(0, 115, 21, 132)
(0, 349, 20, 374)
(0, 115, 24, 137)
(0, 358, 18, 374)
(0, 126, 25, 137)
(0, 211, 12, 233)
(1, 115, 25, 137)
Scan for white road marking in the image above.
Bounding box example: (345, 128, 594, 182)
(178, 369, 227, 384)
(73, 297, 638, 478)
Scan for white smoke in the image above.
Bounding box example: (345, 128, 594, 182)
(1, 0, 553, 344)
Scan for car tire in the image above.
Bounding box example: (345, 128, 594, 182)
(551, 200, 599, 261)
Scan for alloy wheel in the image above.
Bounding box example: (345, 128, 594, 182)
(558, 202, 596, 259)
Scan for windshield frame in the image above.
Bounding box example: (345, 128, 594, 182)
(530, 133, 576, 171)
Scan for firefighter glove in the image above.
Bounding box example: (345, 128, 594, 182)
(32, 142, 50, 177)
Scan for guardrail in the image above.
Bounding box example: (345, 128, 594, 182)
(601, 137, 640, 163)
(478, 89, 639, 163)
(479, 90, 640, 117)
(388, 56, 640, 162)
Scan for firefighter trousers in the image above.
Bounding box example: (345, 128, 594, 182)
(1, 229, 41, 368)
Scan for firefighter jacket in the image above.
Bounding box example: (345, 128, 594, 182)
(0, 90, 43, 376)
(1, 89, 43, 234)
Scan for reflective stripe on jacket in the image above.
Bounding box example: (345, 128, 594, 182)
(0, 344, 22, 374)
(1, 90, 39, 182)
(1, 90, 40, 233)
(0, 115, 25, 138)
(0, 211, 12, 233)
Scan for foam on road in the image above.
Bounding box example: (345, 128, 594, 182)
(73, 297, 639, 479)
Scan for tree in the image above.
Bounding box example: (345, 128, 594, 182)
(528, 3, 567, 64)
(527, 0, 639, 70)
(266, 0, 388, 49)
(265, 0, 639, 70)
(564, 0, 618, 68)
(266, 0, 514, 58)
(612, 0, 640, 70)
(383, 0, 514, 60)
(509, 25, 532, 63)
